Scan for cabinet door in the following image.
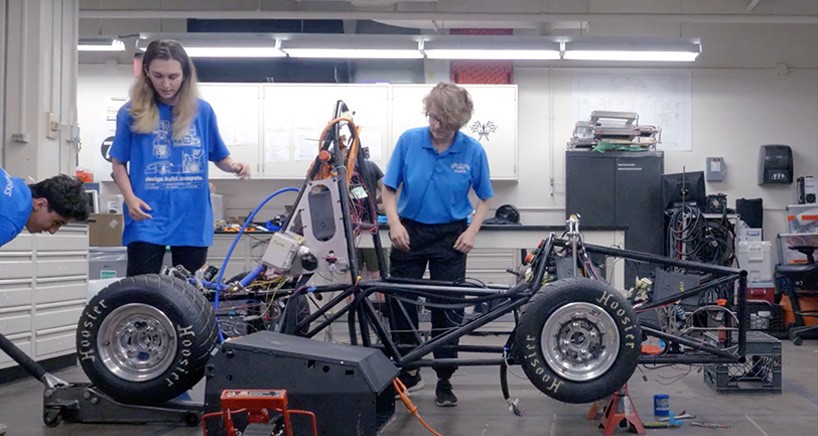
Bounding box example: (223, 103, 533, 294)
(615, 155, 664, 284)
(391, 84, 518, 180)
(565, 154, 616, 226)
(199, 83, 263, 179)
(262, 84, 390, 179)
(208, 235, 248, 280)
(465, 86, 518, 180)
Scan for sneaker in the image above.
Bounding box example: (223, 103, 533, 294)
(396, 370, 425, 397)
(435, 378, 458, 407)
(0, 423, 7, 435)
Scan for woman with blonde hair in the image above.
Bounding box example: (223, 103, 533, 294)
(110, 39, 250, 277)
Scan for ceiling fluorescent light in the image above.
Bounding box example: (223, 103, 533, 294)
(78, 38, 125, 52)
(563, 37, 701, 62)
(280, 34, 422, 59)
(137, 32, 285, 58)
(423, 35, 561, 60)
(183, 46, 285, 58)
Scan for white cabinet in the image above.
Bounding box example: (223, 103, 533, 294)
(0, 225, 89, 371)
(208, 233, 271, 280)
(261, 84, 391, 179)
(390, 84, 518, 180)
(80, 82, 518, 182)
(198, 83, 264, 179)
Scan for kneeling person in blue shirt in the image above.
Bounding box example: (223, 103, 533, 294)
(0, 166, 90, 247)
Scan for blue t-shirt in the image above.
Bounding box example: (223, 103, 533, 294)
(109, 99, 230, 247)
(0, 166, 32, 247)
(384, 127, 493, 225)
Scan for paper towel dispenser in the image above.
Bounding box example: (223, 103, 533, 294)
(758, 144, 793, 185)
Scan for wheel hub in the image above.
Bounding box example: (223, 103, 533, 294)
(541, 302, 620, 382)
(97, 303, 177, 382)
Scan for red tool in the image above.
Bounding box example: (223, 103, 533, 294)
(201, 389, 317, 436)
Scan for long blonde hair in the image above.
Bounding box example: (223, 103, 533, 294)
(129, 39, 199, 140)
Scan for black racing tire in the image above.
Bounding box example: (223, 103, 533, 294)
(280, 293, 311, 337)
(76, 274, 218, 405)
(515, 278, 641, 404)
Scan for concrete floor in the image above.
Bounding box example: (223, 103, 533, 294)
(1, 337, 816, 436)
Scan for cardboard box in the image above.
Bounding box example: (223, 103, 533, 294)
(89, 213, 124, 247)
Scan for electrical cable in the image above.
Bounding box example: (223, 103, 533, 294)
(210, 187, 299, 343)
(393, 378, 443, 436)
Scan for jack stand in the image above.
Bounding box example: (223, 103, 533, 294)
(1, 331, 201, 427)
(596, 384, 645, 435)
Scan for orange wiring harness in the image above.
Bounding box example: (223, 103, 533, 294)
(310, 116, 361, 184)
(393, 378, 444, 436)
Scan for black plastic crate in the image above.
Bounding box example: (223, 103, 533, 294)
(745, 301, 785, 334)
(703, 331, 782, 393)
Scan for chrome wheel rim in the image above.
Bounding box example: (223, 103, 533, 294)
(97, 303, 176, 382)
(541, 302, 619, 382)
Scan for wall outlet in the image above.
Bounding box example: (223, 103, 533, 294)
(46, 112, 59, 139)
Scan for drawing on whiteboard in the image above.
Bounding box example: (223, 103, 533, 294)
(572, 71, 691, 151)
(470, 120, 498, 141)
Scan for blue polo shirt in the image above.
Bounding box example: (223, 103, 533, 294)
(0, 166, 32, 247)
(384, 127, 493, 225)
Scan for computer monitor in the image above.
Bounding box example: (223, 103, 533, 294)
(661, 171, 706, 210)
(84, 189, 99, 214)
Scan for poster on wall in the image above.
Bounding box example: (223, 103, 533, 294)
(93, 96, 128, 180)
(571, 70, 692, 152)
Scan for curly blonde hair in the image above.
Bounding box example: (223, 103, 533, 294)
(129, 39, 199, 140)
(422, 82, 474, 130)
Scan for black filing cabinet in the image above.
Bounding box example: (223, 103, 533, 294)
(566, 150, 665, 287)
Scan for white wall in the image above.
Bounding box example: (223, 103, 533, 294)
(2, 0, 80, 179)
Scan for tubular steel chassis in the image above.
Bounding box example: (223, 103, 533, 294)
(243, 99, 751, 374)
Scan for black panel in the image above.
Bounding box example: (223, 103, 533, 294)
(194, 58, 350, 83)
(186, 19, 349, 83)
(565, 154, 616, 226)
(615, 155, 664, 282)
(205, 331, 397, 436)
(736, 198, 764, 229)
(566, 150, 665, 287)
(187, 19, 344, 33)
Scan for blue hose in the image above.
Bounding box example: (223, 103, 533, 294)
(212, 187, 299, 342)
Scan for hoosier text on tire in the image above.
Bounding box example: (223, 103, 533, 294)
(76, 274, 218, 404)
(514, 278, 642, 404)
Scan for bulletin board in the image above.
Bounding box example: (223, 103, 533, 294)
(571, 70, 692, 152)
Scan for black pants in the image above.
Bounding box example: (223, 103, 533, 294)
(389, 218, 467, 380)
(126, 241, 208, 277)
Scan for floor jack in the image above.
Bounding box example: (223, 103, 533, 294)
(0, 332, 201, 427)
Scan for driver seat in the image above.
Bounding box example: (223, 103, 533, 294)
(775, 245, 818, 345)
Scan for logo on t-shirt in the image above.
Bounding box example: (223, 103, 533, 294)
(3, 171, 13, 197)
(451, 162, 471, 174)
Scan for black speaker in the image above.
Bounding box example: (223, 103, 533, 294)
(204, 331, 398, 436)
(736, 198, 763, 230)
